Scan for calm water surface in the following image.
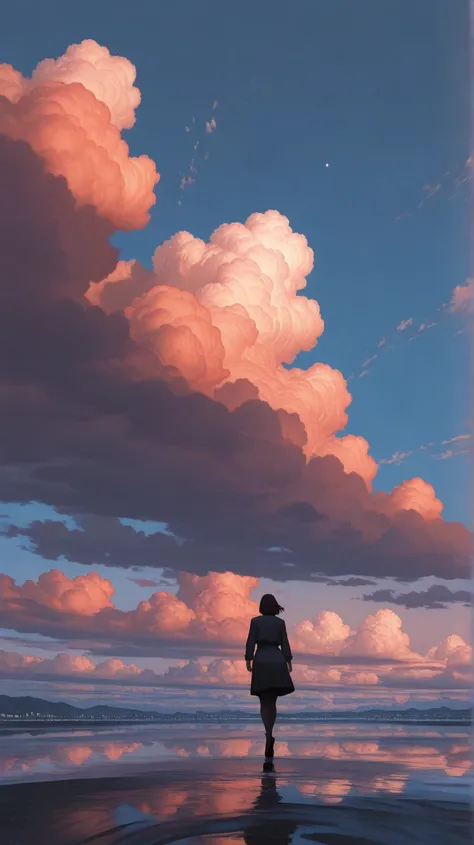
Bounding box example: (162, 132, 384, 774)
(0, 722, 471, 844)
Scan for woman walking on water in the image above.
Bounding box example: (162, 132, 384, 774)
(245, 594, 295, 758)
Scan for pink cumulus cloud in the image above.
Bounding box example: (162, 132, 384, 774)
(0, 39, 159, 229)
(0, 568, 258, 653)
(386, 478, 443, 520)
(89, 209, 378, 484)
(85, 208, 460, 530)
(0, 568, 114, 616)
(31, 39, 142, 131)
(342, 609, 417, 660)
(293, 611, 351, 655)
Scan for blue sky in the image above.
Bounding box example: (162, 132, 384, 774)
(0, 0, 470, 704)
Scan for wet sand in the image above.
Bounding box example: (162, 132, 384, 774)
(0, 722, 471, 844)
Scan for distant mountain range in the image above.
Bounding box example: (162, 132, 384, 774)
(0, 695, 471, 722)
(0, 695, 156, 720)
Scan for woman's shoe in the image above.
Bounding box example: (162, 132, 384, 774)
(264, 736, 275, 758)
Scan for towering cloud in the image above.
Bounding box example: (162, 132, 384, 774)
(0, 41, 469, 591)
(90, 211, 376, 482)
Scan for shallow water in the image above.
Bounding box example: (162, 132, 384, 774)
(0, 722, 471, 844)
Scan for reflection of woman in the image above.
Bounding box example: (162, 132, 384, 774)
(245, 594, 295, 758)
(243, 764, 298, 845)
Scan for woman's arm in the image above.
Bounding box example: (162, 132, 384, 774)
(245, 618, 257, 670)
(281, 620, 293, 669)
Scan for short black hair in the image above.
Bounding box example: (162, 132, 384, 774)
(259, 594, 284, 615)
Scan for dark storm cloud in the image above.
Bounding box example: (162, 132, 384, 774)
(362, 584, 472, 609)
(335, 578, 377, 587)
(5, 507, 469, 583)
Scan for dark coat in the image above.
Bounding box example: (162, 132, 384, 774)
(245, 615, 295, 697)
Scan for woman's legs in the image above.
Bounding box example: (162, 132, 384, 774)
(258, 690, 278, 737)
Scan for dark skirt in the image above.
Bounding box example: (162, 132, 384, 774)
(250, 647, 295, 697)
